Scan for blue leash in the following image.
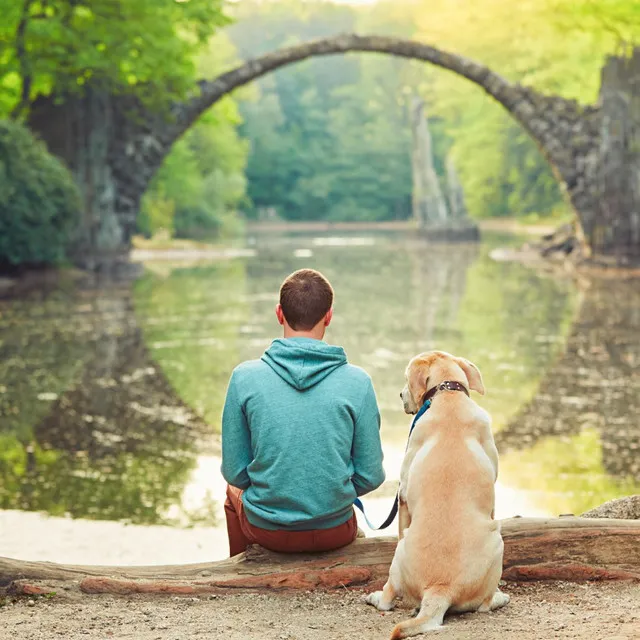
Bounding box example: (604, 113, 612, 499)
(354, 398, 432, 530)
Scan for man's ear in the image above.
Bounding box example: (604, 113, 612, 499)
(455, 357, 485, 395)
(324, 308, 333, 327)
(275, 304, 285, 326)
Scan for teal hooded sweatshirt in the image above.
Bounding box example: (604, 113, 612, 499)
(221, 337, 385, 531)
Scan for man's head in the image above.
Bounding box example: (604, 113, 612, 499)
(276, 269, 334, 338)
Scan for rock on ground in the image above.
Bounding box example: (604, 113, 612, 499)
(2, 582, 639, 640)
(582, 495, 640, 520)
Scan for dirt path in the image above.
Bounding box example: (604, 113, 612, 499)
(3, 582, 639, 640)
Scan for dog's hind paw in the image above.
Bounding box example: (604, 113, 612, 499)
(365, 591, 394, 611)
(479, 590, 510, 612)
(491, 591, 510, 609)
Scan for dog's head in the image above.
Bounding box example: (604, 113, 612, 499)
(400, 350, 485, 414)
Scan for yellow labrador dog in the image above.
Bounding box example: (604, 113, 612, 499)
(366, 351, 508, 638)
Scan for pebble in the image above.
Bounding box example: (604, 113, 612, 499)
(27, 599, 36, 607)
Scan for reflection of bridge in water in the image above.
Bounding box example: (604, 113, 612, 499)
(0, 283, 208, 525)
(496, 277, 640, 484)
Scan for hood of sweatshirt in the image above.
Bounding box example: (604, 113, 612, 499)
(261, 338, 348, 391)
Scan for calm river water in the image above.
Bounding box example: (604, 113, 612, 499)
(1, 230, 639, 564)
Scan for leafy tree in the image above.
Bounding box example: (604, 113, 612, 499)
(402, 0, 640, 218)
(231, 0, 640, 222)
(0, 0, 229, 118)
(139, 34, 249, 239)
(548, 0, 640, 49)
(229, 0, 421, 222)
(138, 189, 175, 239)
(0, 0, 244, 244)
(0, 119, 81, 267)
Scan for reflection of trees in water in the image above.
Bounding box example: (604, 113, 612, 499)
(409, 242, 480, 345)
(496, 278, 640, 483)
(405, 240, 580, 436)
(241, 234, 579, 442)
(133, 261, 248, 427)
(0, 283, 209, 525)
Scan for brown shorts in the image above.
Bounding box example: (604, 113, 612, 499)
(224, 485, 358, 557)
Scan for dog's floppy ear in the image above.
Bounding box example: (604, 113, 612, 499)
(455, 357, 485, 395)
(407, 358, 430, 403)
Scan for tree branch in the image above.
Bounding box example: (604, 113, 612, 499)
(10, 0, 36, 120)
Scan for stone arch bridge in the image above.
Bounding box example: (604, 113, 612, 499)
(28, 34, 639, 268)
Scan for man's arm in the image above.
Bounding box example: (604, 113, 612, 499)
(220, 373, 252, 490)
(351, 379, 385, 496)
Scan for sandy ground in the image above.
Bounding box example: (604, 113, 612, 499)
(3, 582, 639, 640)
(0, 510, 229, 566)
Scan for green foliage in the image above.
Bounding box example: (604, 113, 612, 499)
(404, 0, 640, 218)
(139, 35, 249, 240)
(134, 260, 249, 428)
(0, 286, 203, 525)
(0, 0, 242, 255)
(0, 119, 81, 267)
(229, 0, 640, 221)
(3, 0, 640, 234)
(138, 189, 175, 239)
(229, 0, 420, 222)
(548, 0, 640, 48)
(0, 0, 229, 117)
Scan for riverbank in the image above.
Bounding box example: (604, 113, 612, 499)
(3, 581, 639, 640)
(0, 219, 559, 285)
(126, 218, 553, 264)
(246, 217, 558, 236)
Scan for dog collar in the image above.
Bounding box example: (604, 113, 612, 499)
(422, 380, 469, 406)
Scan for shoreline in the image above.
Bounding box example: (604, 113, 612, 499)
(0, 218, 559, 284)
(245, 217, 557, 236)
(0, 479, 547, 567)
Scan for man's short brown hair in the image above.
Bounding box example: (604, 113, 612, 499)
(279, 269, 334, 330)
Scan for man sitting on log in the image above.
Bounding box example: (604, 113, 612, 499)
(221, 268, 385, 557)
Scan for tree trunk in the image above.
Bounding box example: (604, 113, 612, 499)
(2, 517, 639, 597)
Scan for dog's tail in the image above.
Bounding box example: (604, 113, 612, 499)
(389, 589, 450, 640)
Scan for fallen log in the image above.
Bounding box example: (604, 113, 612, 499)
(1, 517, 639, 596)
